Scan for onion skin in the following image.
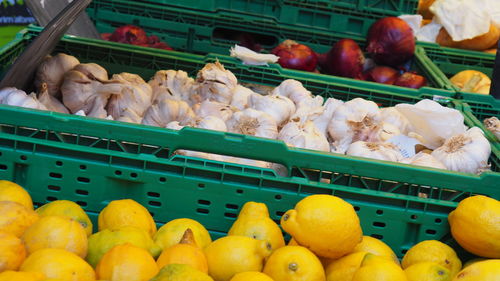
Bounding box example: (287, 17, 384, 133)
(320, 39, 365, 79)
(366, 17, 415, 67)
(272, 40, 318, 72)
(364, 66, 399, 84)
(108, 25, 149, 45)
(394, 72, 427, 89)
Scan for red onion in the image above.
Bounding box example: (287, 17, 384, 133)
(272, 40, 318, 72)
(366, 17, 415, 67)
(364, 66, 399, 84)
(108, 25, 148, 45)
(394, 72, 427, 89)
(319, 39, 365, 79)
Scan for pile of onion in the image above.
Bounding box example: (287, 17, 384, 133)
(272, 40, 318, 72)
(103, 25, 173, 51)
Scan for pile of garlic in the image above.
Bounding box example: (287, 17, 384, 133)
(0, 53, 493, 175)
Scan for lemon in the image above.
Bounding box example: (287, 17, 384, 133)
(288, 238, 299, 246)
(0, 201, 39, 237)
(449, 195, 500, 258)
(452, 259, 500, 281)
(87, 226, 162, 267)
(463, 258, 487, 268)
(150, 264, 214, 281)
(204, 235, 272, 281)
(352, 254, 408, 281)
(402, 240, 462, 276)
(0, 271, 45, 281)
(325, 251, 368, 281)
(155, 218, 212, 250)
(98, 199, 157, 237)
(353, 236, 400, 265)
(0, 180, 33, 210)
(404, 262, 451, 281)
(281, 195, 362, 259)
(263, 246, 325, 281)
(36, 200, 93, 236)
(0, 230, 27, 272)
(230, 272, 274, 281)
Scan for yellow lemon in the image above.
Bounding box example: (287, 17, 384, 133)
(0, 230, 27, 272)
(21, 248, 95, 281)
(402, 240, 462, 276)
(157, 229, 208, 273)
(0, 201, 39, 237)
(98, 199, 156, 237)
(449, 195, 500, 258)
(280, 195, 362, 259)
(452, 259, 500, 281)
(150, 264, 214, 281)
(0, 270, 45, 281)
(0, 180, 33, 210)
(263, 246, 325, 281)
(155, 218, 212, 250)
(95, 243, 159, 281)
(230, 272, 274, 281)
(228, 202, 285, 252)
(87, 226, 161, 267)
(288, 238, 299, 246)
(36, 200, 93, 236)
(353, 236, 400, 265)
(463, 258, 488, 268)
(204, 235, 272, 281)
(404, 262, 451, 281)
(352, 254, 408, 281)
(325, 251, 368, 281)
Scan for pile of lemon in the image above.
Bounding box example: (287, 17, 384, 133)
(0, 179, 498, 281)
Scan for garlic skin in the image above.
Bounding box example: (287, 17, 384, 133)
(272, 79, 313, 105)
(346, 141, 403, 162)
(196, 61, 237, 104)
(367, 122, 401, 142)
(193, 100, 235, 122)
(249, 94, 296, 125)
(37, 83, 69, 114)
(431, 127, 491, 174)
(73, 63, 108, 81)
(148, 70, 197, 103)
(142, 98, 195, 127)
(35, 53, 80, 97)
(484, 117, 500, 139)
(380, 107, 411, 134)
(166, 121, 184, 130)
(328, 98, 381, 153)
(194, 116, 228, 132)
(278, 121, 330, 152)
(230, 85, 256, 110)
(226, 108, 278, 139)
(400, 152, 447, 170)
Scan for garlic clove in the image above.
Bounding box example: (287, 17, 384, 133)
(35, 53, 80, 98)
(196, 61, 237, 104)
(37, 83, 70, 114)
(346, 141, 403, 162)
(226, 108, 278, 139)
(230, 44, 279, 66)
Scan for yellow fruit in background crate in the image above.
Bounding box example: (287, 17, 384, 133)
(36, 200, 93, 236)
(448, 195, 500, 258)
(280, 194, 362, 259)
(21, 248, 95, 281)
(0, 180, 33, 210)
(353, 236, 400, 265)
(154, 218, 212, 250)
(263, 245, 325, 281)
(0, 201, 39, 237)
(402, 240, 462, 276)
(204, 235, 272, 281)
(98, 199, 157, 237)
(404, 262, 451, 281)
(150, 264, 214, 281)
(0, 231, 27, 272)
(157, 228, 208, 273)
(87, 226, 162, 268)
(325, 251, 368, 281)
(352, 254, 408, 281)
(22, 215, 88, 258)
(228, 202, 285, 252)
(229, 271, 274, 281)
(95, 243, 158, 281)
(452, 259, 500, 281)
(0, 270, 45, 281)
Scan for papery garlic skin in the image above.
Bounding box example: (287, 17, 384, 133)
(142, 98, 195, 127)
(226, 108, 278, 139)
(484, 117, 500, 139)
(196, 61, 237, 104)
(380, 107, 411, 134)
(73, 63, 108, 81)
(37, 83, 69, 114)
(230, 85, 257, 110)
(328, 98, 381, 153)
(193, 100, 235, 122)
(194, 116, 228, 132)
(346, 141, 403, 162)
(249, 93, 296, 125)
(400, 152, 447, 170)
(148, 70, 197, 103)
(367, 122, 401, 142)
(35, 53, 80, 97)
(166, 121, 184, 130)
(278, 121, 330, 152)
(272, 79, 313, 105)
(431, 127, 491, 174)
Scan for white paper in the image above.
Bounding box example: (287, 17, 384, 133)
(398, 14, 423, 35)
(387, 135, 421, 158)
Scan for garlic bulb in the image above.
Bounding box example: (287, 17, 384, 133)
(230, 85, 256, 110)
(249, 93, 296, 125)
(226, 108, 278, 139)
(35, 53, 80, 97)
(367, 122, 401, 142)
(395, 99, 465, 149)
(278, 121, 330, 152)
(142, 97, 195, 127)
(346, 141, 403, 162)
(400, 152, 446, 170)
(73, 63, 108, 81)
(291, 97, 343, 135)
(380, 107, 411, 134)
(196, 61, 237, 104)
(0, 87, 19, 103)
(193, 100, 235, 122)
(484, 117, 500, 139)
(3, 90, 47, 110)
(37, 83, 69, 114)
(431, 127, 491, 174)
(194, 116, 227, 132)
(271, 79, 313, 105)
(148, 70, 197, 103)
(328, 98, 381, 153)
